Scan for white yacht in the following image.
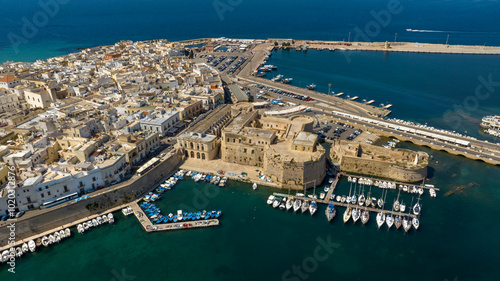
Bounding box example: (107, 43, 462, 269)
(343, 207, 352, 223)
(319, 192, 326, 200)
(429, 188, 437, 198)
(252, 183, 258, 190)
(301, 199, 310, 213)
(413, 202, 421, 215)
(286, 198, 294, 211)
(108, 213, 114, 223)
(376, 212, 386, 229)
(293, 199, 302, 212)
(352, 208, 360, 223)
(403, 216, 411, 232)
(28, 240, 36, 252)
(400, 202, 406, 212)
(412, 217, 420, 230)
(309, 201, 318, 215)
(267, 195, 275, 205)
(361, 209, 369, 224)
(358, 194, 365, 206)
(386, 214, 394, 228)
(325, 204, 336, 222)
(273, 197, 280, 208)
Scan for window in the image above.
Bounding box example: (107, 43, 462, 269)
(41, 193, 44, 198)
(202, 153, 205, 160)
(249, 139, 252, 144)
(295, 146, 298, 150)
(64, 185, 68, 192)
(302, 147, 305, 151)
(47, 191, 51, 196)
(244, 148, 247, 153)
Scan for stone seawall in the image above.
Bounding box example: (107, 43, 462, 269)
(0, 151, 183, 246)
(340, 155, 427, 183)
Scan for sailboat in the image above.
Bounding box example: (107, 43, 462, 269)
(343, 207, 352, 223)
(386, 213, 394, 228)
(412, 217, 420, 230)
(352, 208, 361, 223)
(361, 209, 369, 224)
(325, 204, 336, 222)
(394, 215, 402, 229)
(413, 197, 421, 215)
(301, 185, 309, 213)
(286, 198, 293, 211)
(309, 201, 318, 215)
(400, 200, 406, 212)
(403, 216, 411, 232)
(293, 198, 302, 212)
(376, 212, 386, 229)
(393, 189, 401, 211)
(286, 185, 293, 211)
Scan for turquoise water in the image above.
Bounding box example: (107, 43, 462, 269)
(265, 49, 500, 140)
(3, 149, 500, 281)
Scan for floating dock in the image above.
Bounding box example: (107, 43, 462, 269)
(129, 201, 220, 232)
(349, 96, 358, 101)
(335, 92, 344, 97)
(365, 99, 375, 105)
(383, 104, 392, 109)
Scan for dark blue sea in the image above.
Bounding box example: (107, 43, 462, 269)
(1, 0, 500, 62)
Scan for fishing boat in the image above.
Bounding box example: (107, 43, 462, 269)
(412, 217, 420, 230)
(267, 195, 275, 205)
(386, 214, 394, 228)
(325, 204, 336, 221)
(35, 238, 42, 247)
(309, 201, 318, 215)
(352, 208, 360, 223)
(361, 209, 369, 224)
(286, 198, 293, 211)
(306, 83, 316, 90)
(403, 216, 411, 232)
(376, 212, 386, 229)
(252, 183, 258, 190)
(54, 232, 61, 243)
(394, 215, 402, 229)
(219, 177, 228, 187)
(28, 240, 36, 252)
(293, 199, 302, 212)
(343, 207, 352, 223)
(15, 247, 22, 257)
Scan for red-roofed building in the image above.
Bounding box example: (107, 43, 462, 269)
(0, 75, 21, 88)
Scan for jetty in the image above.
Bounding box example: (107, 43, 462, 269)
(129, 201, 220, 232)
(342, 174, 440, 191)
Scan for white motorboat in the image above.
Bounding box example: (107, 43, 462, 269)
(267, 195, 275, 205)
(54, 232, 61, 243)
(336, 195, 341, 202)
(341, 196, 346, 203)
(377, 198, 384, 208)
(358, 194, 365, 206)
(78, 224, 85, 233)
(429, 188, 437, 198)
(319, 192, 326, 200)
(15, 247, 22, 258)
(59, 230, 66, 239)
(108, 213, 114, 223)
(293, 199, 302, 212)
(102, 215, 108, 223)
(324, 186, 330, 193)
(252, 183, 258, 190)
(386, 214, 394, 228)
(92, 218, 98, 226)
(28, 240, 36, 252)
(393, 200, 400, 212)
(22, 243, 29, 253)
(376, 212, 386, 229)
(279, 197, 286, 210)
(343, 207, 352, 223)
(48, 235, 55, 245)
(64, 228, 71, 237)
(1, 250, 9, 263)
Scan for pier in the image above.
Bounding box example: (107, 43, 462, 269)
(342, 173, 440, 191)
(365, 100, 375, 105)
(129, 201, 220, 232)
(272, 192, 418, 219)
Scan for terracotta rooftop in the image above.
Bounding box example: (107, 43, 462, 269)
(0, 75, 19, 82)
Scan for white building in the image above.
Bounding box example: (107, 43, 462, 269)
(140, 110, 180, 137)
